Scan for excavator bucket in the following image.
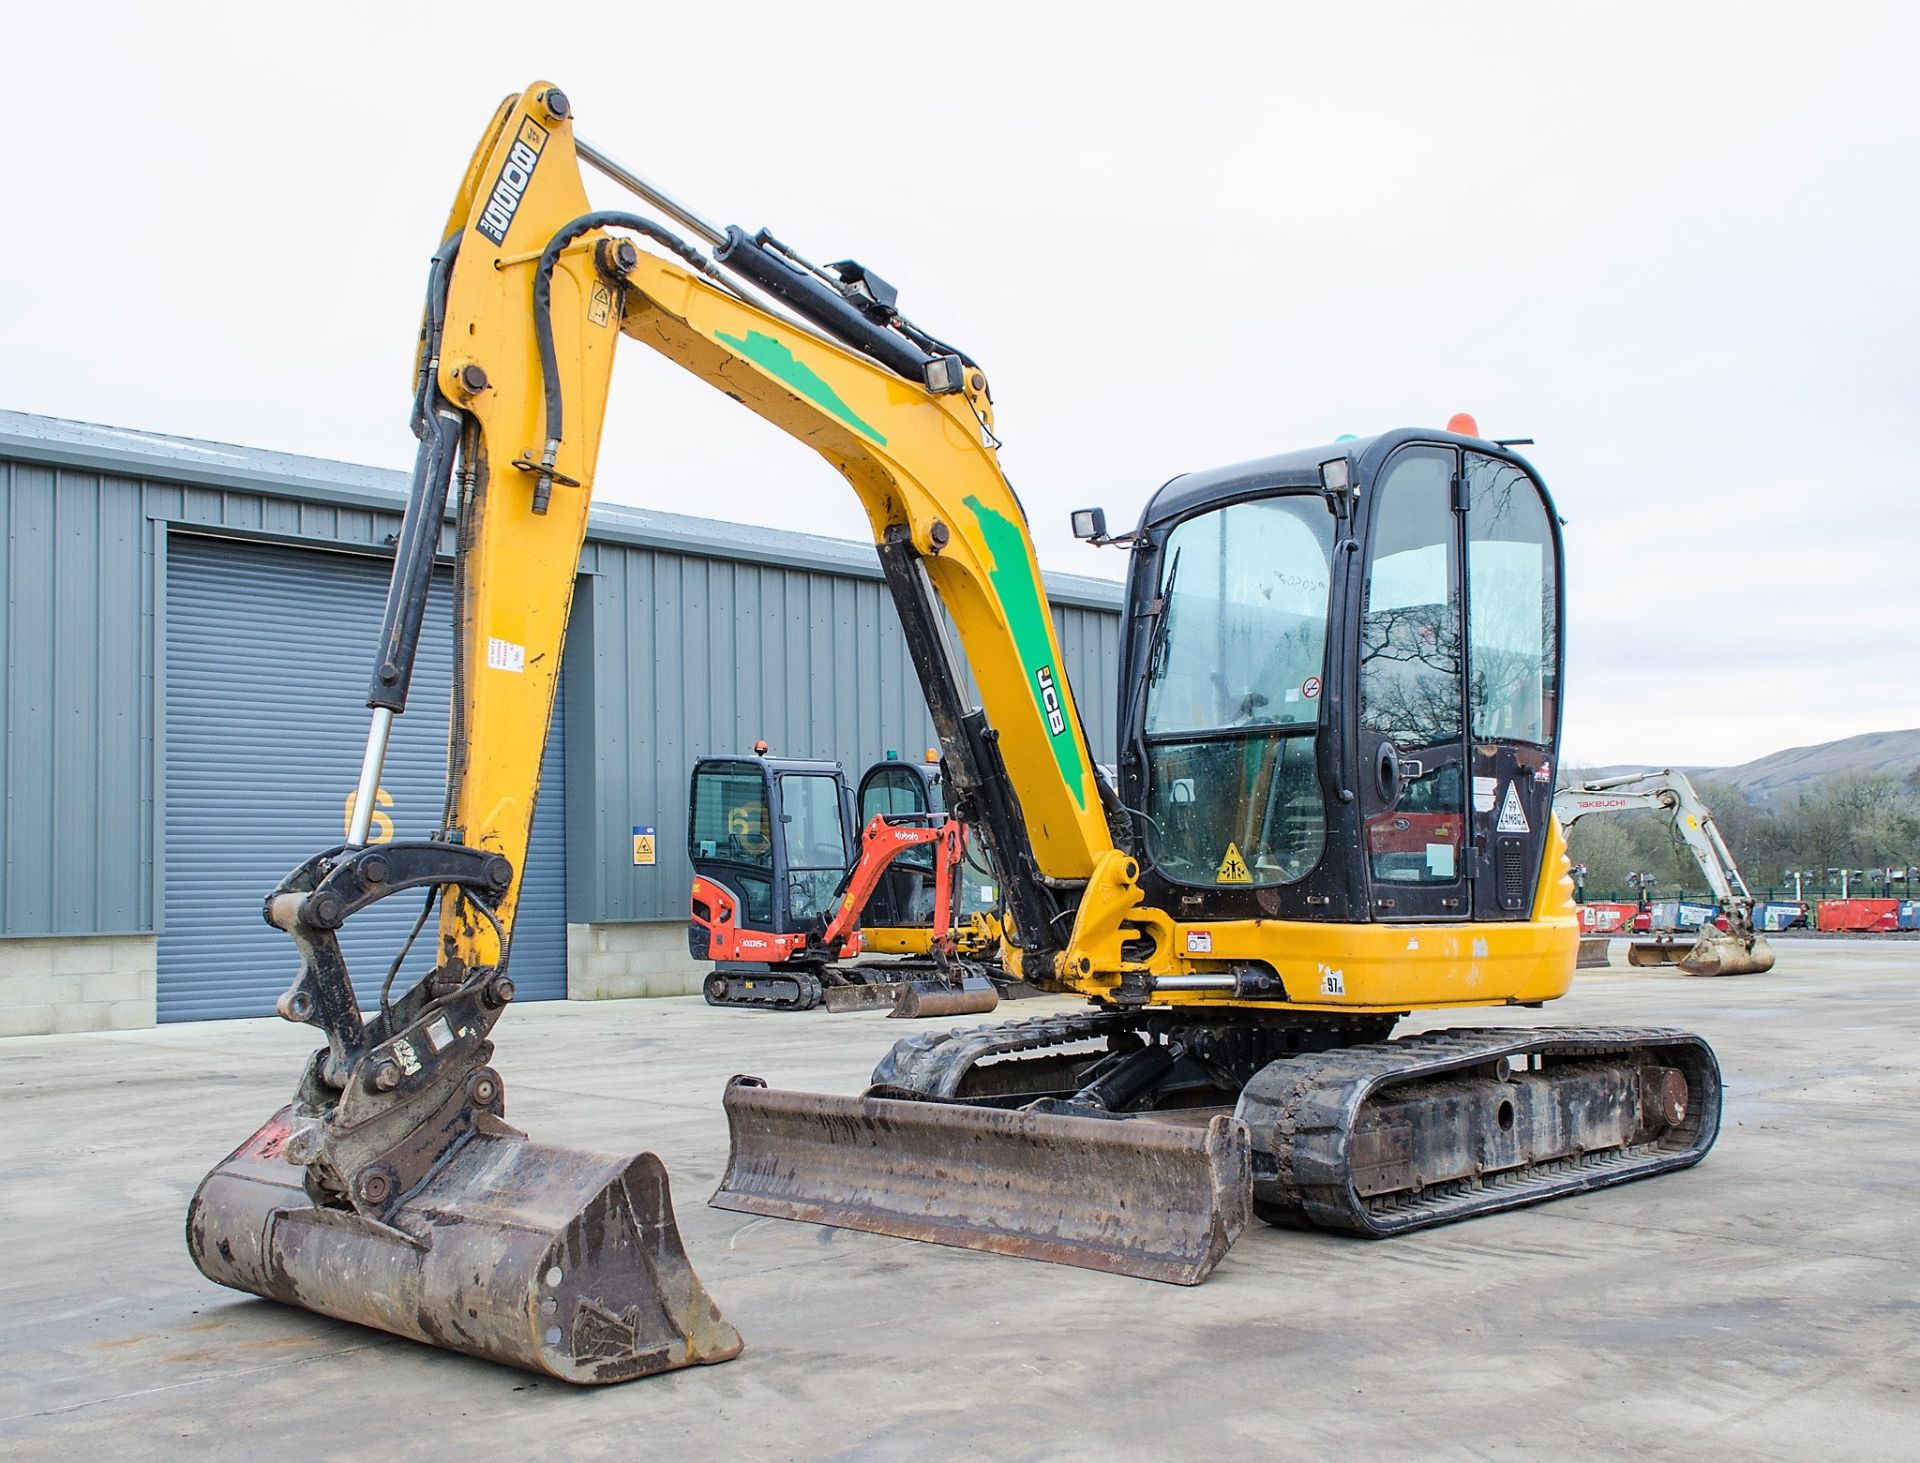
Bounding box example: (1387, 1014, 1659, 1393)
(820, 980, 906, 1013)
(1627, 927, 1775, 977)
(890, 970, 1000, 1019)
(189, 1107, 743, 1384)
(711, 1077, 1250, 1284)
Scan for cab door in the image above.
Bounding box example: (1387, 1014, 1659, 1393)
(1357, 447, 1470, 920)
(772, 769, 856, 927)
(856, 762, 940, 927)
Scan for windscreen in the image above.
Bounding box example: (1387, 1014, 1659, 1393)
(780, 772, 851, 923)
(1141, 495, 1336, 887)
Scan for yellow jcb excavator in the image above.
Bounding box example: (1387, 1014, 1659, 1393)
(189, 81, 1724, 1381)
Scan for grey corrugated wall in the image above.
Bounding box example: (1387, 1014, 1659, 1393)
(0, 413, 1123, 940)
(0, 450, 418, 937)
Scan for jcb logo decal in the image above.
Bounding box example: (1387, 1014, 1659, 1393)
(475, 117, 549, 245)
(1035, 665, 1066, 737)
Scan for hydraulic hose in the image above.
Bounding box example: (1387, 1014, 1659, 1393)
(530, 211, 711, 500)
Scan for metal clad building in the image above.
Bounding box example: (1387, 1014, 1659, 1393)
(0, 411, 1122, 1034)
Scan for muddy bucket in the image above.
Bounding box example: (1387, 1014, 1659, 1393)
(820, 980, 905, 1013)
(189, 1107, 742, 1383)
(1628, 930, 1773, 977)
(1678, 928, 1775, 977)
(711, 1078, 1250, 1284)
(890, 972, 1000, 1019)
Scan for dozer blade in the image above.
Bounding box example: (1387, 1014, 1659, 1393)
(710, 1077, 1250, 1284)
(890, 971, 1000, 1019)
(189, 1107, 743, 1384)
(1576, 936, 1612, 969)
(821, 980, 905, 1013)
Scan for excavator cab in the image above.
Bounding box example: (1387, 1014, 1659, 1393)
(1121, 434, 1563, 934)
(853, 756, 944, 928)
(688, 753, 855, 947)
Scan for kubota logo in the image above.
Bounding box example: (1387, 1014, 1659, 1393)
(1035, 665, 1066, 737)
(475, 117, 549, 244)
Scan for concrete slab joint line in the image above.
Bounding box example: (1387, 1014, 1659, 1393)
(567, 921, 703, 1000)
(0, 935, 157, 1036)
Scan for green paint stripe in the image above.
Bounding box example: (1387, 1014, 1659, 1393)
(963, 494, 1089, 810)
(715, 328, 887, 446)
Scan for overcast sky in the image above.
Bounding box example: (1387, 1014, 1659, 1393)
(9, 2, 1916, 768)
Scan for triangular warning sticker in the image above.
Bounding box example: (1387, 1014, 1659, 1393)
(1497, 782, 1531, 834)
(1216, 843, 1252, 884)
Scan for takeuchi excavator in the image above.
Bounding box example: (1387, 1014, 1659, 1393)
(1554, 770, 1775, 976)
(188, 80, 1725, 1381)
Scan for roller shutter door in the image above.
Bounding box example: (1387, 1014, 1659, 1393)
(159, 534, 567, 1021)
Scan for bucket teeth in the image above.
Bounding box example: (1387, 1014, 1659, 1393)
(188, 1107, 742, 1383)
(711, 1078, 1251, 1285)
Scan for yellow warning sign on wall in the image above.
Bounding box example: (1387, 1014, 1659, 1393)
(1216, 842, 1251, 884)
(632, 825, 656, 866)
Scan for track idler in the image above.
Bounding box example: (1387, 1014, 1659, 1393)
(712, 1076, 1249, 1284)
(189, 1107, 742, 1383)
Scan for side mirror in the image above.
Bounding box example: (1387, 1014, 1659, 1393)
(1071, 507, 1107, 541)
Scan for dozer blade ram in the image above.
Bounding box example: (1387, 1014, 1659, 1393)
(713, 1014, 1721, 1281)
(188, 844, 741, 1382)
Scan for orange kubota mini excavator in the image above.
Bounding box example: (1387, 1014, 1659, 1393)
(688, 749, 1003, 1014)
(189, 81, 1725, 1382)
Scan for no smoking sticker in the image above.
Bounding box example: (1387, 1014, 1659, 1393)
(1301, 676, 1321, 699)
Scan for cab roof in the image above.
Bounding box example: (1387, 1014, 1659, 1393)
(1140, 427, 1541, 531)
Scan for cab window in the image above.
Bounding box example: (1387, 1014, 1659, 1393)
(1140, 494, 1336, 887)
(1466, 454, 1557, 746)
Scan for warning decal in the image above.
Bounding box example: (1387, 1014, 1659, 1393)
(1496, 782, 1531, 834)
(1216, 843, 1252, 884)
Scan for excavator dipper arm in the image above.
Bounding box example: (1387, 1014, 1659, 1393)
(187, 86, 749, 1384)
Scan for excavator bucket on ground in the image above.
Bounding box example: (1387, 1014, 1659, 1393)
(190, 1106, 742, 1382)
(1628, 926, 1775, 976)
(891, 969, 1000, 1019)
(711, 1077, 1251, 1284)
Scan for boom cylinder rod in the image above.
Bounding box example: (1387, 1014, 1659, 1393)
(575, 137, 727, 248)
(347, 707, 394, 847)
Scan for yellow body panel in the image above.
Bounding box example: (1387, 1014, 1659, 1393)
(430, 86, 622, 967)
(428, 83, 1581, 1022)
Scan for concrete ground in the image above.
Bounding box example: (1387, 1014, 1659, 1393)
(1, 941, 1915, 1461)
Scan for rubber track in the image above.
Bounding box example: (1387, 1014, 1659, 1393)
(1237, 1025, 1723, 1237)
(704, 970, 824, 1011)
(871, 1009, 1139, 1097)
